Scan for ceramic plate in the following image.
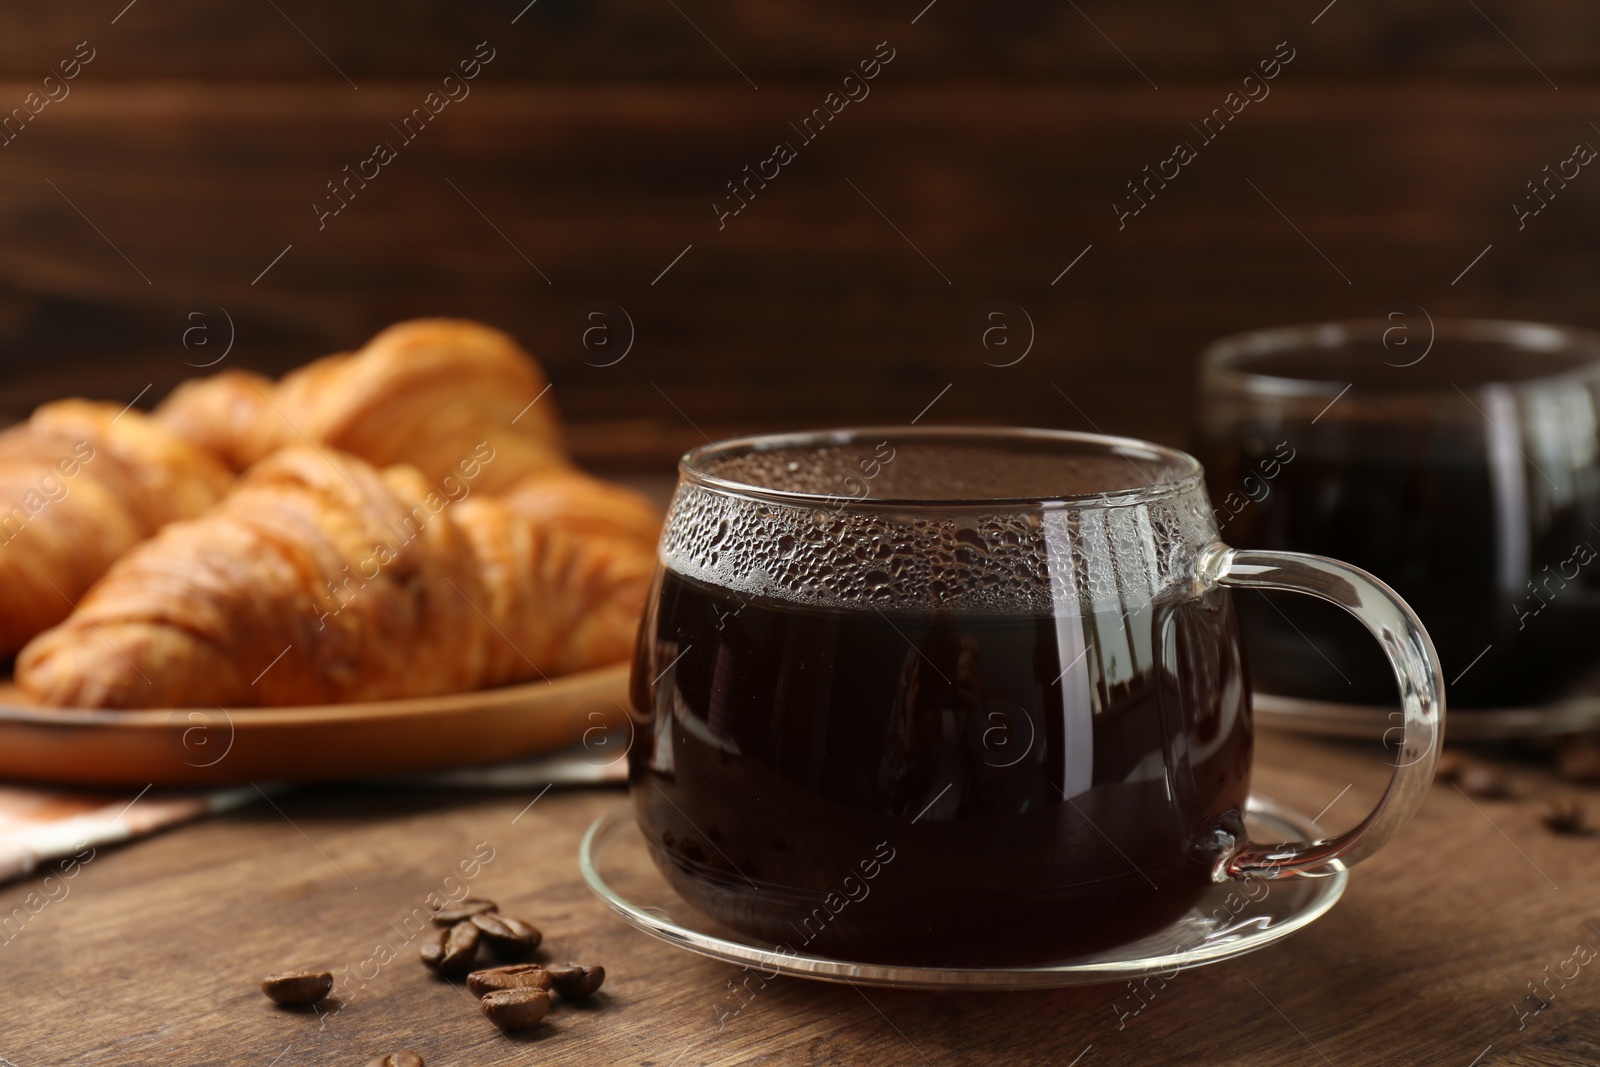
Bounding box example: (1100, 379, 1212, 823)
(0, 662, 631, 787)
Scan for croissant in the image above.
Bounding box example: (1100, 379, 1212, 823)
(156, 319, 565, 493)
(145, 368, 283, 472)
(501, 467, 663, 551)
(15, 447, 653, 709)
(0, 400, 233, 656)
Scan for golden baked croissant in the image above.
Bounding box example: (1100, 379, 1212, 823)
(502, 467, 663, 551)
(156, 319, 565, 493)
(15, 447, 653, 708)
(145, 368, 282, 472)
(0, 400, 233, 656)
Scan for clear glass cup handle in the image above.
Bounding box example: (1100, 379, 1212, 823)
(1197, 543, 1446, 879)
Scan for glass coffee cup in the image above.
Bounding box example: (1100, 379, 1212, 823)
(1198, 319, 1600, 708)
(628, 428, 1442, 966)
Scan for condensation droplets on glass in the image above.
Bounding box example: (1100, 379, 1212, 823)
(662, 440, 1216, 616)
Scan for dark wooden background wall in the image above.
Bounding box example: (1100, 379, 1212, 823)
(0, 0, 1593, 465)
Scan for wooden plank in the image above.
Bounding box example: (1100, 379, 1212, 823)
(0, 731, 1594, 1064)
(0, 0, 1595, 80)
(0, 80, 1594, 461)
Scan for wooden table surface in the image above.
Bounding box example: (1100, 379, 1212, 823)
(1, 727, 1595, 1067)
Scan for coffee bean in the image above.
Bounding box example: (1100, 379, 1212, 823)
(467, 963, 552, 997)
(1457, 762, 1511, 799)
(1557, 736, 1600, 783)
(480, 987, 551, 1031)
(470, 912, 542, 960)
(431, 898, 498, 925)
(365, 1052, 424, 1067)
(420, 920, 480, 975)
(1539, 796, 1588, 835)
(261, 970, 333, 1006)
(548, 963, 606, 999)
(419, 934, 446, 970)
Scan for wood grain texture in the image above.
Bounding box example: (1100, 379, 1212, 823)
(0, 0, 1597, 80)
(0, 80, 1596, 463)
(0, 731, 1594, 1066)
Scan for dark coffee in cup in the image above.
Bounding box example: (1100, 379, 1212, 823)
(632, 569, 1251, 966)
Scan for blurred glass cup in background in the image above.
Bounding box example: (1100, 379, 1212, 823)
(1197, 318, 1600, 709)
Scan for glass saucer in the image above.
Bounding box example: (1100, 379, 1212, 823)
(578, 794, 1347, 990)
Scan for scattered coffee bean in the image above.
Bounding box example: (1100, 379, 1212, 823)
(365, 1052, 424, 1067)
(1456, 762, 1511, 799)
(547, 963, 606, 1000)
(1539, 796, 1588, 835)
(261, 970, 333, 1006)
(480, 987, 551, 1031)
(1557, 736, 1600, 783)
(467, 963, 553, 997)
(420, 920, 480, 975)
(431, 898, 498, 925)
(1432, 749, 1466, 784)
(471, 912, 542, 960)
(419, 933, 446, 970)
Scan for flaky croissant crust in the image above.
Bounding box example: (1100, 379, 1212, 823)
(156, 319, 567, 493)
(16, 448, 653, 709)
(0, 401, 232, 656)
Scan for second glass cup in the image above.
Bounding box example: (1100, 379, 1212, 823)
(1198, 318, 1600, 708)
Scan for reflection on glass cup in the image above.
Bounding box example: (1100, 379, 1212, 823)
(627, 428, 1443, 966)
(1198, 319, 1600, 708)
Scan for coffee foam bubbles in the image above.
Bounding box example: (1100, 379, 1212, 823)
(662, 444, 1216, 615)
